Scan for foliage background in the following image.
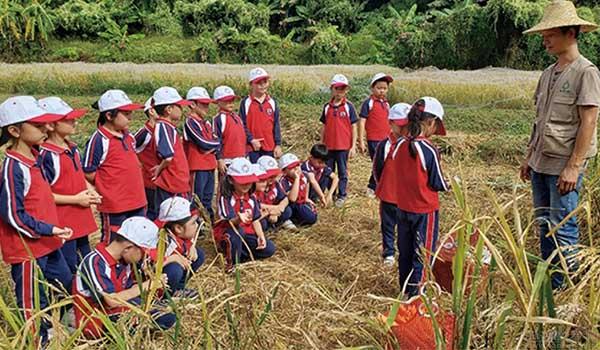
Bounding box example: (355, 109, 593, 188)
(1, 0, 600, 68)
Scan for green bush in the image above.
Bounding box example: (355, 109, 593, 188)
(52, 0, 111, 38)
(306, 23, 349, 64)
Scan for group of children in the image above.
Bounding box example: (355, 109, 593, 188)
(0, 68, 449, 342)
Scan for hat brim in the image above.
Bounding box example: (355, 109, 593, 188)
(250, 75, 270, 84)
(216, 95, 239, 102)
(265, 168, 281, 177)
(29, 113, 65, 124)
(189, 98, 214, 104)
(523, 20, 598, 34)
(231, 174, 259, 185)
(63, 109, 88, 120)
(371, 75, 394, 86)
(174, 99, 193, 106)
(331, 83, 349, 88)
(257, 173, 270, 181)
(435, 121, 447, 136)
(282, 160, 300, 170)
(117, 103, 145, 111)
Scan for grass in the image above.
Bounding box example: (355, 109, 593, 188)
(0, 63, 598, 349)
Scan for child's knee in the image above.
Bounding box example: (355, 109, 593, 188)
(191, 247, 205, 271)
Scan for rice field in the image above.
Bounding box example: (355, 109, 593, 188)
(0, 63, 599, 350)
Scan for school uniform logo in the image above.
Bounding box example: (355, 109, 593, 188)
(266, 108, 273, 115)
(340, 111, 347, 117)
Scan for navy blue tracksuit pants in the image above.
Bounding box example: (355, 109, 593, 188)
(248, 150, 274, 163)
(192, 170, 216, 221)
(163, 246, 205, 292)
(327, 150, 349, 199)
(397, 209, 439, 296)
(380, 201, 399, 258)
(11, 249, 72, 343)
(290, 202, 318, 226)
(261, 205, 293, 231)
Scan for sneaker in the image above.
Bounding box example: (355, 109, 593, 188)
(335, 197, 346, 208)
(366, 188, 376, 199)
(383, 256, 395, 267)
(171, 288, 199, 301)
(281, 220, 297, 230)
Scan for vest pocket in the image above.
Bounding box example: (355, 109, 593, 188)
(542, 123, 577, 158)
(549, 94, 576, 123)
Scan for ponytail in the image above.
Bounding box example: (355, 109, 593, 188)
(406, 100, 425, 158)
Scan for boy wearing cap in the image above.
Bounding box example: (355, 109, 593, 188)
(359, 73, 394, 198)
(151, 87, 193, 209)
(279, 153, 318, 226)
(213, 86, 247, 174)
(39, 97, 102, 274)
(392, 97, 449, 296)
(0, 96, 74, 344)
(184, 87, 220, 221)
(215, 157, 276, 271)
(240, 68, 283, 162)
(520, 0, 600, 289)
(83, 90, 147, 243)
(252, 159, 295, 230)
(320, 74, 358, 207)
(372, 103, 410, 266)
(156, 197, 205, 298)
(301, 143, 339, 207)
(134, 98, 160, 220)
(73, 217, 175, 338)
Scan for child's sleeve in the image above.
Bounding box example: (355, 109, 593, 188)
(134, 127, 151, 154)
(80, 254, 115, 304)
(154, 123, 175, 160)
(40, 151, 59, 186)
(348, 102, 359, 124)
(372, 141, 386, 184)
(422, 142, 450, 192)
(184, 118, 220, 152)
(319, 104, 327, 124)
(359, 98, 371, 118)
(0, 159, 54, 238)
(82, 133, 106, 173)
(213, 115, 224, 159)
(239, 98, 254, 144)
(274, 182, 287, 202)
(279, 178, 291, 193)
(217, 195, 236, 221)
(273, 99, 282, 146)
(251, 197, 261, 221)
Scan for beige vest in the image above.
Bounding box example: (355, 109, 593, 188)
(535, 56, 598, 159)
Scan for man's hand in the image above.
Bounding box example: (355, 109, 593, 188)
(558, 165, 579, 195)
(519, 160, 531, 182)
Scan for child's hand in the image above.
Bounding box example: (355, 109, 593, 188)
(150, 165, 161, 181)
(274, 145, 283, 159)
(188, 247, 198, 262)
(169, 254, 192, 270)
(250, 138, 263, 151)
(52, 226, 73, 240)
(349, 146, 357, 158)
(326, 193, 333, 207)
(238, 209, 253, 224)
(268, 215, 278, 223)
(319, 195, 328, 207)
(257, 235, 267, 250)
(358, 141, 366, 154)
(306, 198, 316, 207)
(76, 189, 101, 207)
(218, 160, 227, 174)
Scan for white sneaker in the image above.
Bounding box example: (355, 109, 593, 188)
(366, 188, 376, 199)
(383, 256, 395, 267)
(335, 197, 346, 208)
(281, 220, 297, 230)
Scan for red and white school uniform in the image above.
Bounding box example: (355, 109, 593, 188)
(279, 172, 317, 226)
(239, 95, 282, 162)
(360, 95, 391, 190)
(134, 121, 159, 219)
(213, 111, 247, 163)
(40, 141, 98, 273)
(82, 125, 146, 243)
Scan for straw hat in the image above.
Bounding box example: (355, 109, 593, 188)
(524, 0, 598, 34)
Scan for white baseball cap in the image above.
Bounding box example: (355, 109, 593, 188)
(213, 86, 238, 102)
(39, 97, 87, 120)
(152, 86, 192, 107)
(389, 103, 411, 126)
(158, 196, 193, 223)
(251, 163, 269, 181)
(227, 157, 258, 184)
(97, 90, 143, 113)
(0, 96, 64, 127)
(248, 67, 270, 84)
(330, 74, 350, 88)
(186, 87, 213, 104)
(278, 153, 300, 170)
(116, 216, 159, 252)
(144, 97, 153, 113)
(370, 72, 394, 87)
(417, 96, 446, 136)
(257, 155, 281, 178)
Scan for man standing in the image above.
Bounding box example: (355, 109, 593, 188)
(520, 0, 600, 289)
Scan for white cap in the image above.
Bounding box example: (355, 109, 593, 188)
(250, 163, 268, 180)
(278, 153, 300, 170)
(116, 216, 159, 251)
(186, 87, 213, 103)
(143, 98, 153, 112)
(39, 97, 87, 120)
(97, 90, 143, 113)
(0, 96, 63, 127)
(330, 74, 349, 88)
(370, 72, 393, 87)
(227, 157, 258, 184)
(248, 67, 270, 83)
(213, 86, 238, 102)
(257, 155, 281, 177)
(158, 197, 192, 222)
(389, 103, 411, 126)
(418, 96, 446, 136)
(152, 86, 192, 107)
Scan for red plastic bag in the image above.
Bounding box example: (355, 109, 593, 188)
(381, 284, 455, 350)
